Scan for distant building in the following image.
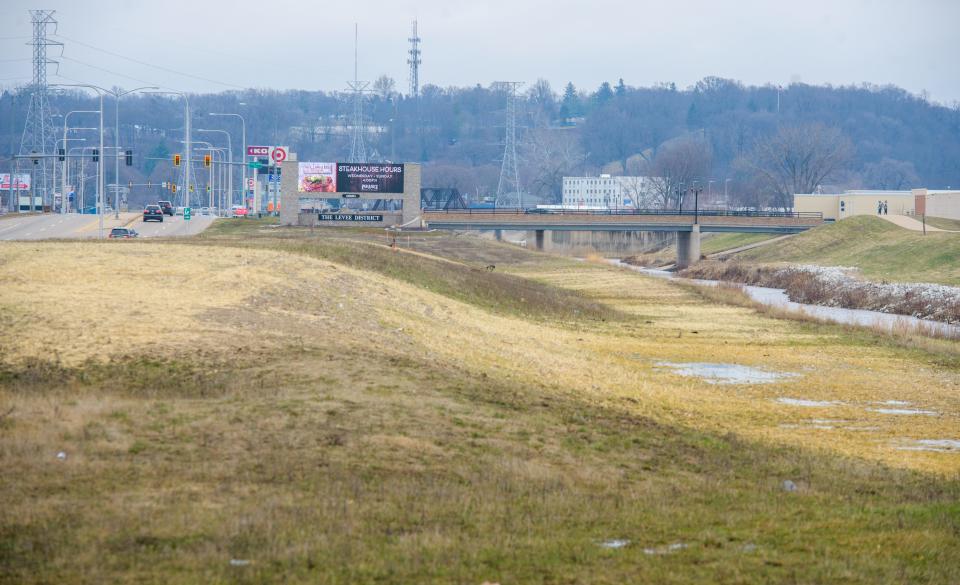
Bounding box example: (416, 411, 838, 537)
(914, 188, 960, 220)
(795, 190, 913, 220)
(795, 188, 960, 221)
(561, 174, 657, 209)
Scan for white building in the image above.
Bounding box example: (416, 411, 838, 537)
(561, 174, 657, 209)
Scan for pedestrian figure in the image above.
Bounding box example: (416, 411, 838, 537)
(878, 200, 883, 215)
(884, 201, 889, 215)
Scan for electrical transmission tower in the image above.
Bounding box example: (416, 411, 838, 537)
(494, 81, 523, 208)
(347, 23, 368, 162)
(18, 9, 62, 206)
(407, 20, 421, 99)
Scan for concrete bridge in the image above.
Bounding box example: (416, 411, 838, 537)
(421, 209, 824, 267)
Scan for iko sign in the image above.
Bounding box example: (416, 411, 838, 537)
(246, 145, 271, 157)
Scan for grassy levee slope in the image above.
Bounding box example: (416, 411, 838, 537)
(737, 215, 960, 285)
(1, 224, 960, 584)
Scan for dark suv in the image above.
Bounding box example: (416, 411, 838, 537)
(143, 204, 164, 222)
(109, 227, 139, 238)
(158, 200, 174, 216)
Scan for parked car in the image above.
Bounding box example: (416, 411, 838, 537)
(175, 206, 185, 216)
(108, 227, 139, 239)
(200, 206, 210, 216)
(158, 200, 174, 216)
(231, 205, 248, 217)
(143, 204, 164, 222)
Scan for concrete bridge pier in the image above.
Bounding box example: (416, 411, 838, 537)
(675, 225, 701, 269)
(494, 229, 503, 241)
(526, 229, 546, 250)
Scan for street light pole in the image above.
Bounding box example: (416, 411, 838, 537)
(147, 91, 191, 210)
(209, 112, 245, 210)
(51, 84, 110, 237)
(111, 86, 159, 218)
(62, 110, 98, 213)
(196, 128, 232, 211)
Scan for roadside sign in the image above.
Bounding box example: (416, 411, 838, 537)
(184, 207, 191, 220)
(270, 146, 288, 164)
(342, 193, 360, 198)
(247, 145, 270, 157)
(248, 161, 262, 169)
(246, 178, 254, 189)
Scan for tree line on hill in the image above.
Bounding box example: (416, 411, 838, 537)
(1, 76, 958, 209)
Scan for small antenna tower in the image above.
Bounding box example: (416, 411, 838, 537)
(494, 81, 523, 208)
(347, 23, 368, 163)
(18, 9, 62, 205)
(407, 20, 421, 99)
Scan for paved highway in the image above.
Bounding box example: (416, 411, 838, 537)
(0, 212, 215, 240)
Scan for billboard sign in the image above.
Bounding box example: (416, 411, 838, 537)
(0, 173, 31, 190)
(298, 162, 337, 193)
(247, 145, 271, 157)
(336, 163, 404, 194)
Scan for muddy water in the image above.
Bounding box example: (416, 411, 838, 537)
(610, 260, 960, 338)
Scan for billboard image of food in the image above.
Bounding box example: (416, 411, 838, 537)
(298, 162, 337, 193)
(336, 163, 404, 194)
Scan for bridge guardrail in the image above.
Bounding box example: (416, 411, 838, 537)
(422, 208, 823, 220)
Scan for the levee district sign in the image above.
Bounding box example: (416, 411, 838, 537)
(336, 163, 404, 193)
(317, 213, 384, 222)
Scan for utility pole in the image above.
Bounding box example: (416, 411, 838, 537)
(347, 23, 369, 162)
(407, 20, 421, 99)
(19, 9, 62, 209)
(494, 81, 523, 208)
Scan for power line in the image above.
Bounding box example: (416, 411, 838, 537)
(59, 55, 162, 87)
(53, 33, 246, 89)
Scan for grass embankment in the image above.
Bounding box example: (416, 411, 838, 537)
(623, 232, 780, 266)
(2, 223, 960, 583)
(924, 216, 960, 231)
(738, 215, 960, 285)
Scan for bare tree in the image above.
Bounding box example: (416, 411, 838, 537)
(862, 157, 920, 190)
(738, 124, 853, 209)
(373, 75, 397, 100)
(646, 137, 713, 209)
(521, 128, 586, 202)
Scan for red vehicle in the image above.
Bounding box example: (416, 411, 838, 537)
(143, 204, 164, 222)
(231, 205, 249, 217)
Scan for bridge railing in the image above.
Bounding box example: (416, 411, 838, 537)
(422, 208, 823, 220)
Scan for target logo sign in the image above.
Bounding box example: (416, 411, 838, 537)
(270, 146, 288, 164)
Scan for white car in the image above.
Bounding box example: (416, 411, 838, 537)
(200, 207, 210, 216)
(175, 206, 185, 216)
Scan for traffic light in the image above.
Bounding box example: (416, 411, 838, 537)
(173, 154, 181, 167)
(204, 154, 211, 168)
(92, 149, 99, 163)
(58, 148, 65, 162)
(171, 184, 177, 193)
(125, 150, 133, 166)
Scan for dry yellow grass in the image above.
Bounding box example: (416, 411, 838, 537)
(2, 233, 960, 583)
(2, 240, 959, 475)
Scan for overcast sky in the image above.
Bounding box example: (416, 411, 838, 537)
(2, 0, 959, 104)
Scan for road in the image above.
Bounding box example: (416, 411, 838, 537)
(0, 212, 215, 240)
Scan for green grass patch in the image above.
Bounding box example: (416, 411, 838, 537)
(923, 216, 960, 231)
(738, 216, 960, 284)
(700, 232, 779, 255)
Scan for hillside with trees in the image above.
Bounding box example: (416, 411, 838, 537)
(2, 77, 958, 208)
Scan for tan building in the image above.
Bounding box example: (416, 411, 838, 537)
(913, 188, 960, 220)
(794, 190, 914, 220)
